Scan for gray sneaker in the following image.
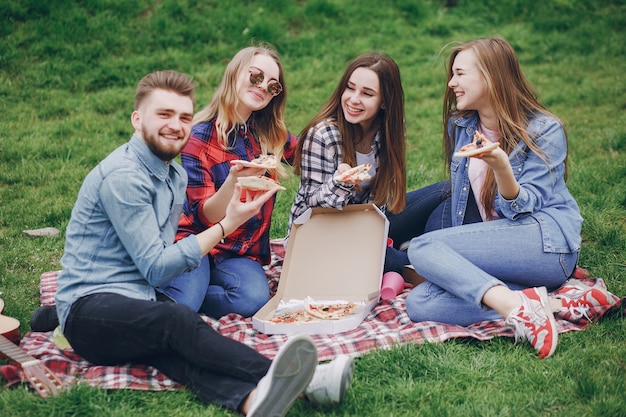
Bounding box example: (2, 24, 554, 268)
(247, 334, 318, 417)
(305, 355, 354, 406)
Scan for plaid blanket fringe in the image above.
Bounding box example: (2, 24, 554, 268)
(2, 239, 623, 392)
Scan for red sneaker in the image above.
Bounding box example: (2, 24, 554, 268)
(570, 266, 590, 280)
(505, 287, 558, 359)
(553, 279, 619, 324)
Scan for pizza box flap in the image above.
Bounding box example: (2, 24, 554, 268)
(253, 204, 388, 335)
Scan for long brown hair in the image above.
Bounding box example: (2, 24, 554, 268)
(442, 36, 568, 217)
(294, 53, 407, 213)
(193, 44, 289, 177)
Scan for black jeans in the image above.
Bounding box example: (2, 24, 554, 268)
(64, 293, 270, 411)
(384, 180, 452, 273)
(384, 180, 485, 273)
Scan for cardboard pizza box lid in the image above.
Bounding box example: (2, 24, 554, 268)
(252, 204, 388, 335)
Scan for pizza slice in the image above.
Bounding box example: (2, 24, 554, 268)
(231, 154, 278, 169)
(334, 163, 372, 183)
(237, 176, 286, 191)
(269, 309, 315, 324)
(453, 131, 499, 158)
(304, 300, 358, 320)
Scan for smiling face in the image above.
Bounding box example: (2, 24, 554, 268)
(131, 88, 194, 162)
(235, 53, 281, 120)
(341, 67, 383, 131)
(448, 49, 491, 115)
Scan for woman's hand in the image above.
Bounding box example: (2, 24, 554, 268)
(335, 163, 365, 185)
(195, 183, 280, 255)
(221, 183, 280, 231)
(476, 146, 509, 172)
(478, 148, 520, 200)
(337, 163, 352, 175)
(203, 164, 268, 223)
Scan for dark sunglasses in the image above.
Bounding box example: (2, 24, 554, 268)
(249, 66, 283, 96)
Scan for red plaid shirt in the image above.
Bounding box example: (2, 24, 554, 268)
(176, 117, 297, 265)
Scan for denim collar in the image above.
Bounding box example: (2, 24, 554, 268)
(453, 112, 480, 131)
(129, 134, 171, 181)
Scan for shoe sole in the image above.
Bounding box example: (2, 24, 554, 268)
(562, 279, 617, 305)
(536, 287, 558, 359)
(556, 284, 619, 323)
(248, 334, 318, 417)
(333, 355, 354, 403)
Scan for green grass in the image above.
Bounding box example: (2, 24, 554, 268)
(1, 0, 625, 415)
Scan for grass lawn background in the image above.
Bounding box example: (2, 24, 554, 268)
(1, 0, 624, 416)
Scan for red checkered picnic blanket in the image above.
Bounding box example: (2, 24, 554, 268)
(1, 239, 623, 392)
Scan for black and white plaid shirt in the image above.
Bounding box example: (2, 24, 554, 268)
(287, 118, 381, 238)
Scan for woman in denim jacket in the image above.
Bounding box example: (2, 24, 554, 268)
(404, 36, 611, 359)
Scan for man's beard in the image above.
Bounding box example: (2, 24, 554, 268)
(142, 127, 186, 162)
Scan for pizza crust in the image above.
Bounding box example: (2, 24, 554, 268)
(269, 309, 315, 324)
(231, 154, 278, 169)
(237, 176, 286, 191)
(304, 300, 358, 320)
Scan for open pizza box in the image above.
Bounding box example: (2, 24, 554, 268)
(253, 204, 388, 335)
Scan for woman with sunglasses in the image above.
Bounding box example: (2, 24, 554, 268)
(159, 46, 356, 405)
(289, 53, 450, 283)
(158, 45, 295, 319)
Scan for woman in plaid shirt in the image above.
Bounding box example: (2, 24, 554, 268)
(159, 45, 297, 319)
(289, 53, 450, 283)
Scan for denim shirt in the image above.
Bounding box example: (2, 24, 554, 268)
(448, 112, 582, 254)
(55, 135, 202, 331)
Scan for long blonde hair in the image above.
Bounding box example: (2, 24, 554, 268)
(294, 53, 407, 213)
(193, 44, 289, 177)
(443, 36, 568, 217)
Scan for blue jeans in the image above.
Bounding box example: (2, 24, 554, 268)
(405, 216, 579, 326)
(201, 255, 270, 318)
(63, 293, 270, 410)
(384, 180, 452, 273)
(158, 255, 211, 312)
(160, 254, 270, 319)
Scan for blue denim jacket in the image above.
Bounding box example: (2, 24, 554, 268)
(448, 112, 582, 254)
(56, 135, 202, 331)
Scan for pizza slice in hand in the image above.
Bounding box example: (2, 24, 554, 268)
(237, 176, 286, 191)
(231, 154, 278, 169)
(334, 163, 372, 183)
(453, 131, 499, 158)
